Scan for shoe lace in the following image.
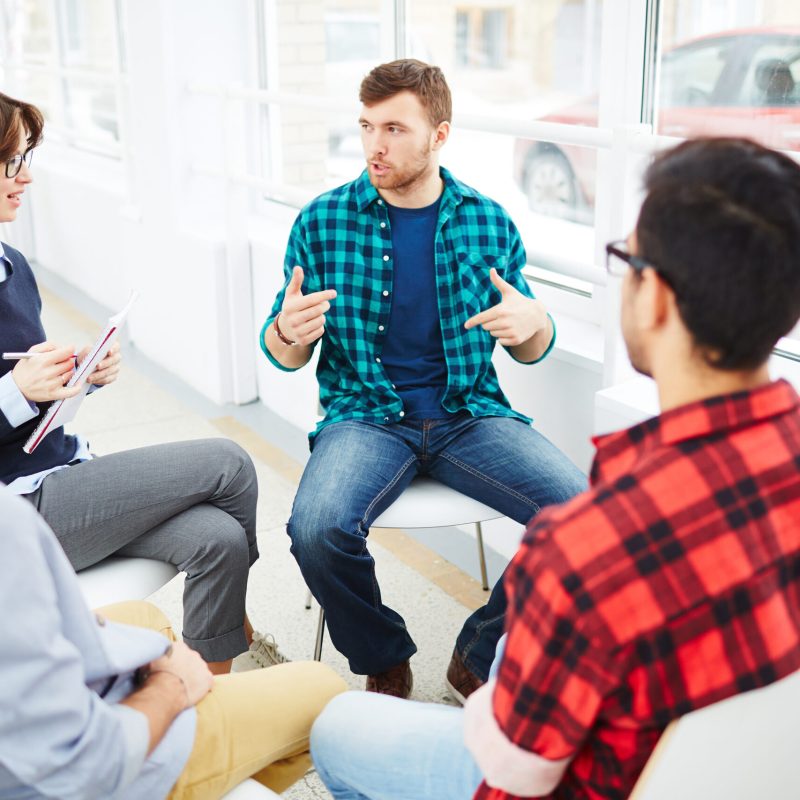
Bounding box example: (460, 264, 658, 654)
(249, 631, 289, 667)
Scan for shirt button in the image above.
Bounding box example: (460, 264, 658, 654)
(383, 255, 389, 262)
(95, 614, 106, 627)
(384, 416, 389, 422)
(378, 325, 385, 331)
(399, 411, 405, 417)
(382, 290, 389, 296)
(376, 357, 381, 363)
(378, 199, 383, 205)
(380, 222, 386, 228)
(391, 383, 396, 389)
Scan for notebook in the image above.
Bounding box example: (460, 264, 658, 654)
(23, 292, 138, 454)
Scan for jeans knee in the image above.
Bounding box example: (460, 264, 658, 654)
(311, 691, 361, 768)
(287, 501, 362, 573)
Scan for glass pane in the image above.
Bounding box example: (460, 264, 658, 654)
(404, 0, 602, 256)
(57, 0, 117, 72)
(656, 2, 800, 153)
(408, 0, 602, 124)
(266, 0, 385, 192)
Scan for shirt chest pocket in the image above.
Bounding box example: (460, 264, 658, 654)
(454, 251, 509, 318)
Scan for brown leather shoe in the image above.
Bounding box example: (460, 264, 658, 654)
(445, 648, 484, 705)
(366, 660, 413, 699)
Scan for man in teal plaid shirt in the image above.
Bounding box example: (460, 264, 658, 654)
(261, 59, 585, 699)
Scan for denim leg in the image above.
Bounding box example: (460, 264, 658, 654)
(311, 692, 482, 800)
(429, 417, 587, 680)
(288, 421, 419, 675)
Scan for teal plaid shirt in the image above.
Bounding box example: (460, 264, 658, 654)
(261, 167, 555, 441)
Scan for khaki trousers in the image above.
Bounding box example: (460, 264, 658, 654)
(99, 601, 347, 800)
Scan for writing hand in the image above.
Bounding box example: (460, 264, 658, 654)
(464, 269, 548, 347)
(11, 342, 83, 403)
(278, 266, 337, 347)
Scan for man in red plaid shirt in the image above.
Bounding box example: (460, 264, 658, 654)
(310, 137, 800, 800)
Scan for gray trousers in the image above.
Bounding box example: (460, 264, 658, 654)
(27, 438, 259, 662)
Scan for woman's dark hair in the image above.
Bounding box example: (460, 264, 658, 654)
(0, 91, 43, 163)
(637, 137, 800, 370)
(359, 59, 452, 128)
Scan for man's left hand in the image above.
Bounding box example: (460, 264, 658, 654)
(464, 269, 549, 347)
(79, 341, 122, 386)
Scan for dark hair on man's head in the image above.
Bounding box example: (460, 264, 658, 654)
(0, 91, 43, 164)
(359, 59, 452, 128)
(636, 137, 800, 370)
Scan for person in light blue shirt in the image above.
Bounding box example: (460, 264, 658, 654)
(0, 482, 346, 799)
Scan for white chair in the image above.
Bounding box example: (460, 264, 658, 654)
(77, 555, 178, 607)
(629, 669, 800, 799)
(76, 556, 274, 799)
(308, 477, 504, 660)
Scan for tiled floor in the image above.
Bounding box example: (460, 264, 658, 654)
(41, 285, 488, 799)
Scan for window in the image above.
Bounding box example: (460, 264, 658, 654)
(0, 0, 125, 157)
(653, 0, 800, 343)
(654, 1, 800, 152)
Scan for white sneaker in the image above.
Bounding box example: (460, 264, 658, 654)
(231, 631, 290, 672)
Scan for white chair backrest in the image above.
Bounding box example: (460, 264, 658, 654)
(630, 669, 800, 799)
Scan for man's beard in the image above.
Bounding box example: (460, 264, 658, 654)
(367, 147, 434, 194)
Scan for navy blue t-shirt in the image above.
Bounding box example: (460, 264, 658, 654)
(382, 197, 449, 420)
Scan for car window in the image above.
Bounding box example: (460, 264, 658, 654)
(735, 38, 800, 107)
(660, 38, 733, 108)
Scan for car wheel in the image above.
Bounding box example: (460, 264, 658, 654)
(524, 148, 580, 219)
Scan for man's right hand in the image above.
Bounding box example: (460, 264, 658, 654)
(277, 266, 337, 347)
(11, 342, 82, 403)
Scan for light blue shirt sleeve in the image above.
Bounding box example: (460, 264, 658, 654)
(0, 495, 154, 800)
(0, 370, 38, 427)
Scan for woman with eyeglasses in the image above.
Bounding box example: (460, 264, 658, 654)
(0, 90, 284, 676)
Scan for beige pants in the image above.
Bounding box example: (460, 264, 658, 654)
(99, 601, 347, 800)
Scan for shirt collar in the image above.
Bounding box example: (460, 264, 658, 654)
(590, 379, 800, 485)
(353, 165, 478, 213)
(0, 242, 12, 283)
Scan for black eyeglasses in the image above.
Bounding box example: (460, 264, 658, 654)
(5, 149, 33, 179)
(605, 240, 652, 277)
(605, 239, 681, 295)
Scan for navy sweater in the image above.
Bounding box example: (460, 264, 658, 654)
(0, 243, 78, 485)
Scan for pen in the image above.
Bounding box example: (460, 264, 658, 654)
(3, 352, 79, 361)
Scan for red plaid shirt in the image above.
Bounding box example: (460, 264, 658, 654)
(475, 380, 800, 800)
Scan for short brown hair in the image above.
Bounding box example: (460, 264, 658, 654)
(359, 59, 452, 128)
(0, 91, 43, 164)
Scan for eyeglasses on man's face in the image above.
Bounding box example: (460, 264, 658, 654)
(605, 239, 681, 296)
(605, 240, 651, 278)
(5, 149, 33, 179)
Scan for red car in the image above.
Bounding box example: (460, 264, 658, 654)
(513, 27, 800, 221)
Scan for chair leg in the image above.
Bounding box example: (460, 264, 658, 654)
(314, 607, 326, 661)
(304, 588, 313, 610)
(475, 521, 489, 591)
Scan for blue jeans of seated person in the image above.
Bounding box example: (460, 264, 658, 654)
(310, 637, 508, 800)
(288, 415, 585, 676)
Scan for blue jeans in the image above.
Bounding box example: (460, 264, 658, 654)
(288, 414, 585, 675)
(311, 637, 508, 800)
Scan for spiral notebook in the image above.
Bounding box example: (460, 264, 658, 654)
(23, 292, 138, 454)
